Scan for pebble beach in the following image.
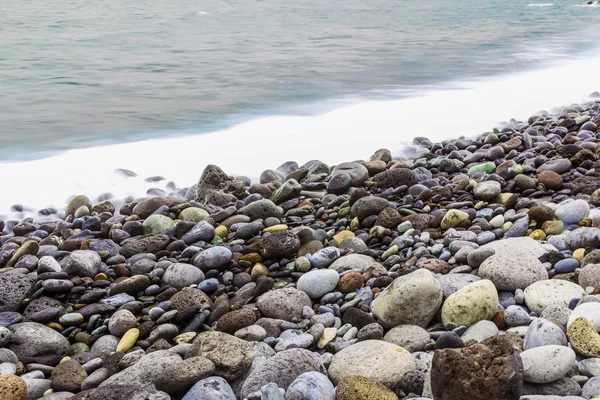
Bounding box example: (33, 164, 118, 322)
(3, 95, 600, 400)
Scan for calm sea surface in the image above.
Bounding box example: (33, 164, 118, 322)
(1, 0, 599, 159)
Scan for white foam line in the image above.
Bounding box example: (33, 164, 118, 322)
(2, 51, 600, 216)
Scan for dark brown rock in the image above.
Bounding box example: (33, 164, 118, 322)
(339, 272, 364, 293)
(119, 234, 170, 258)
(402, 214, 434, 231)
(528, 205, 555, 223)
(418, 258, 452, 274)
(430, 334, 523, 400)
(538, 171, 563, 190)
(217, 309, 257, 334)
(132, 197, 187, 219)
(376, 207, 402, 229)
(109, 275, 151, 296)
(372, 168, 417, 189)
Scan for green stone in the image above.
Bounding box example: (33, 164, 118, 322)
(59, 313, 83, 327)
(68, 342, 89, 356)
(91, 325, 107, 335)
(340, 200, 350, 209)
(178, 207, 209, 222)
(467, 162, 496, 176)
(273, 281, 288, 289)
(211, 236, 223, 245)
(142, 214, 174, 235)
(336, 324, 352, 336)
(6, 240, 39, 268)
(484, 133, 499, 145)
(381, 245, 399, 261)
(338, 207, 351, 217)
(138, 296, 155, 303)
(369, 226, 386, 239)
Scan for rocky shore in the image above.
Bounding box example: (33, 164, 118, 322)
(2, 95, 600, 400)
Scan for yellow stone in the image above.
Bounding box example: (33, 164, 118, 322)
(317, 328, 337, 349)
(580, 217, 592, 227)
(440, 209, 469, 230)
(47, 322, 64, 332)
(494, 193, 518, 209)
(214, 226, 228, 238)
(251, 263, 270, 280)
(44, 388, 54, 396)
(349, 217, 360, 231)
(567, 317, 600, 358)
(174, 332, 197, 344)
(502, 222, 513, 232)
(263, 224, 288, 233)
(240, 253, 262, 264)
(574, 248, 586, 262)
(333, 230, 354, 245)
(542, 220, 564, 236)
(116, 328, 139, 353)
(59, 356, 71, 364)
(529, 230, 546, 241)
(94, 273, 108, 281)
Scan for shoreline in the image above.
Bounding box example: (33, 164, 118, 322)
(0, 94, 600, 399)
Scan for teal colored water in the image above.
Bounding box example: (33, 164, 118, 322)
(1, 0, 599, 159)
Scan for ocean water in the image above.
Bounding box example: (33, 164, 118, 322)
(1, 0, 600, 214)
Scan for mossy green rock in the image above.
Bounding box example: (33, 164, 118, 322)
(514, 174, 537, 190)
(178, 207, 209, 222)
(468, 162, 496, 176)
(142, 215, 174, 235)
(441, 209, 470, 230)
(441, 279, 498, 327)
(59, 313, 84, 327)
(336, 376, 397, 400)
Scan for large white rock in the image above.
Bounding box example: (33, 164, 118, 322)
(372, 269, 443, 328)
(482, 237, 548, 260)
(524, 280, 585, 315)
(441, 280, 498, 328)
(478, 253, 548, 292)
(328, 340, 416, 389)
(520, 345, 575, 383)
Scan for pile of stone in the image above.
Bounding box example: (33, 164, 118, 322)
(1, 96, 600, 399)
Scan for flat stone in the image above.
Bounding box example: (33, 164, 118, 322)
(328, 340, 416, 390)
(524, 280, 585, 315)
(479, 253, 548, 292)
(521, 345, 576, 384)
